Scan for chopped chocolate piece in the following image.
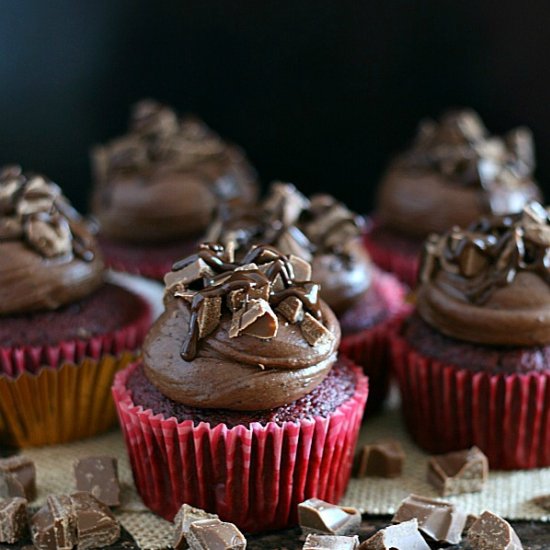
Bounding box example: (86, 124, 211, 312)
(355, 440, 405, 478)
(197, 296, 222, 338)
(298, 498, 361, 537)
(392, 494, 466, 545)
(531, 494, 550, 511)
(0, 497, 28, 544)
(303, 534, 360, 549)
(186, 518, 246, 549)
(0, 456, 37, 501)
(427, 446, 488, 496)
(74, 456, 121, 507)
(301, 313, 334, 346)
(31, 494, 77, 550)
(288, 254, 312, 281)
(467, 511, 523, 549)
(463, 513, 480, 535)
(0, 470, 25, 499)
(277, 295, 304, 323)
(173, 504, 219, 550)
(359, 519, 429, 549)
(70, 491, 120, 549)
(229, 298, 278, 339)
(165, 258, 215, 289)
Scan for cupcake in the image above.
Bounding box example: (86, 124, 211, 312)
(391, 202, 550, 469)
(365, 109, 542, 287)
(112, 243, 368, 532)
(0, 166, 151, 447)
(90, 99, 259, 279)
(206, 182, 407, 411)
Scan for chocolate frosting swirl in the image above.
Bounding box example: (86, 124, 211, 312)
(377, 109, 542, 238)
(206, 182, 371, 314)
(417, 202, 550, 346)
(143, 243, 341, 410)
(91, 99, 258, 243)
(0, 166, 104, 315)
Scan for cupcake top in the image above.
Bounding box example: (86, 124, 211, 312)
(206, 182, 371, 314)
(143, 242, 341, 410)
(0, 165, 104, 315)
(417, 202, 550, 346)
(377, 109, 541, 239)
(91, 99, 258, 243)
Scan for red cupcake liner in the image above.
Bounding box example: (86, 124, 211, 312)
(340, 271, 411, 413)
(112, 359, 369, 533)
(0, 289, 152, 378)
(390, 318, 550, 470)
(99, 236, 198, 281)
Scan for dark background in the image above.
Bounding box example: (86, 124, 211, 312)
(0, 0, 549, 213)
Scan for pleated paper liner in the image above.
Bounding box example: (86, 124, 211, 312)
(390, 320, 550, 470)
(98, 236, 199, 281)
(113, 359, 369, 533)
(0, 352, 137, 447)
(340, 271, 410, 414)
(0, 291, 152, 378)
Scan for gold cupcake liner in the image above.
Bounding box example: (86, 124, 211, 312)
(0, 352, 136, 448)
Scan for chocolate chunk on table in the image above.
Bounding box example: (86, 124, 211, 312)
(186, 518, 246, 550)
(0, 497, 28, 544)
(355, 440, 405, 478)
(303, 534, 360, 549)
(0, 471, 25, 499)
(427, 446, 488, 496)
(359, 519, 429, 549)
(74, 456, 121, 507)
(173, 503, 219, 550)
(298, 498, 361, 537)
(468, 511, 523, 550)
(392, 494, 466, 545)
(0, 456, 36, 501)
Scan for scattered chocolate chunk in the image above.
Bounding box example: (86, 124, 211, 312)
(0, 497, 28, 544)
(70, 491, 120, 549)
(31, 494, 77, 550)
(463, 513, 480, 535)
(467, 511, 523, 549)
(359, 519, 429, 549)
(531, 494, 550, 511)
(355, 440, 405, 478)
(303, 533, 360, 549)
(186, 518, 246, 549)
(298, 498, 361, 537)
(427, 446, 488, 496)
(74, 456, 121, 507)
(0, 470, 25, 499)
(0, 456, 37, 501)
(392, 494, 466, 545)
(173, 504, 219, 550)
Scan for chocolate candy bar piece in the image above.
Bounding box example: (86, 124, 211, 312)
(303, 534, 360, 549)
(74, 456, 121, 506)
(31, 494, 77, 550)
(186, 518, 246, 549)
(0, 470, 25, 499)
(0, 455, 37, 501)
(0, 497, 28, 544)
(427, 446, 488, 496)
(299, 498, 361, 537)
(392, 494, 466, 545)
(355, 440, 405, 478)
(359, 519, 429, 549)
(173, 503, 219, 550)
(467, 511, 523, 550)
(70, 491, 120, 549)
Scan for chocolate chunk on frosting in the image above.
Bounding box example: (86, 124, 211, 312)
(91, 99, 258, 243)
(376, 109, 541, 238)
(206, 181, 371, 314)
(417, 202, 550, 346)
(143, 243, 341, 410)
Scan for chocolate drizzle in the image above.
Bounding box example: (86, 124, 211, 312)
(167, 243, 328, 360)
(421, 202, 550, 304)
(0, 165, 96, 261)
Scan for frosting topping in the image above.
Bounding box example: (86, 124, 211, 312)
(0, 166, 104, 315)
(206, 182, 371, 314)
(143, 243, 341, 410)
(417, 202, 550, 346)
